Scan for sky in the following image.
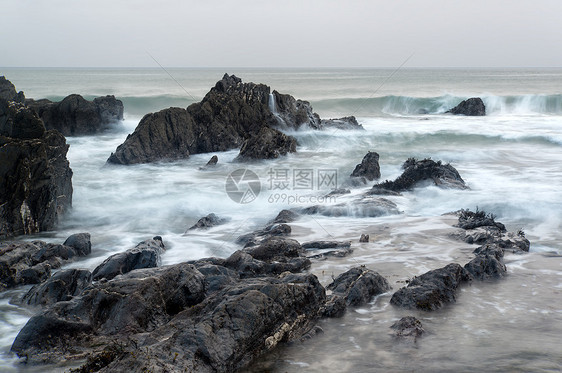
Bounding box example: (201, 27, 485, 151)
(2, 0, 561, 68)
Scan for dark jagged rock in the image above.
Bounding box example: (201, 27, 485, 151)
(350, 151, 381, 181)
(92, 237, 165, 281)
(321, 294, 347, 318)
(244, 237, 303, 262)
(26, 94, 124, 136)
(11, 263, 207, 362)
(108, 74, 319, 165)
(464, 254, 507, 280)
(21, 268, 92, 307)
(0, 99, 45, 139)
(373, 158, 466, 193)
(390, 263, 472, 311)
(188, 213, 228, 230)
(63, 233, 92, 256)
(0, 234, 91, 291)
(0, 98, 72, 238)
(271, 90, 321, 130)
(320, 116, 364, 130)
(301, 197, 400, 218)
(327, 266, 390, 307)
(235, 126, 297, 161)
(455, 209, 506, 231)
(12, 263, 325, 372)
(0, 76, 25, 102)
(390, 316, 425, 342)
(446, 97, 486, 116)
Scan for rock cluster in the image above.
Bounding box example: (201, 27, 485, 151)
(26, 94, 124, 136)
(0, 233, 91, 290)
(107, 74, 361, 165)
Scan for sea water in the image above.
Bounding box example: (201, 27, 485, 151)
(0, 68, 561, 372)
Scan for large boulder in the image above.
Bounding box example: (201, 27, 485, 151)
(446, 97, 486, 116)
(107, 74, 320, 165)
(92, 237, 166, 281)
(0, 101, 72, 238)
(350, 151, 381, 181)
(390, 263, 472, 311)
(26, 94, 124, 136)
(0, 233, 92, 291)
(372, 158, 466, 193)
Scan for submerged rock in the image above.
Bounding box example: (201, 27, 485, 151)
(301, 197, 400, 218)
(390, 316, 425, 342)
(390, 263, 472, 311)
(26, 94, 123, 136)
(372, 158, 466, 193)
(92, 237, 165, 281)
(446, 97, 486, 116)
(320, 116, 364, 130)
(350, 151, 381, 182)
(188, 213, 228, 230)
(327, 266, 390, 307)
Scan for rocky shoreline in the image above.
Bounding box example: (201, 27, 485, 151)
(1, 73, 520, 372)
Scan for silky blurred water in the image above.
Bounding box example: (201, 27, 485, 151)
(1, 68, 561, 372)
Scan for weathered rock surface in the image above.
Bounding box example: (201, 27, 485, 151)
(108, 74, 318, 165)
(327, 266, 391, 307)
(464, 254, 507, 280)
(455, 209, 506, 232)
(188, 213, 228, 230)
(235, 126, 297, 161)
(301, 197, 400, 218)
(390, 316, 425, 342)
(350, 151, 381, 181)
(21, 268, 92, 307)
(321, 294, 347, 318)
(446, 97, 486, 116)
(372, 158, 466, 193)
(390, 263, 472, 311)
(0, 233, 91, 290)
(26, 94, 124, 136)
(12, 255, 325, 372)
(92, 237, 165, 281)
(303, 241, 353, 260)
(0, 95, 73, 238)
(320, 116, 364, 130)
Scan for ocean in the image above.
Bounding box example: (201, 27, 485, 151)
(1, 67, 561, 372)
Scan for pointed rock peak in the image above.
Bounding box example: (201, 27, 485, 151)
(216, 73, 243, 92)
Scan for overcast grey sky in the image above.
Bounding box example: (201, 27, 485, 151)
(2, 0, 561, 68)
